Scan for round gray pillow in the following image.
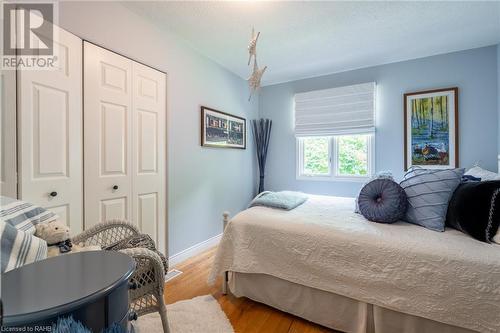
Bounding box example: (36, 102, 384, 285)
(358, 178, 408, 223)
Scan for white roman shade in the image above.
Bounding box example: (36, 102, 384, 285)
(294, 82, 376, 136)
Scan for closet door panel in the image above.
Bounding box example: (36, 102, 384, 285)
(132, 62, 166, 253)
(48, 204, 70, 225)
(100, 197, 128, 221)
(137, 110, 157, 173)
(32, 84, 68, 177)
(137, 193, 157, 237)
(0, 69, 17, 198)
(18, 28, 83, 234)
(100, 102, 128, 175)
(84, 42, 132, 228)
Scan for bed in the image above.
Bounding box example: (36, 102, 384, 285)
(209, 195, 500, 333)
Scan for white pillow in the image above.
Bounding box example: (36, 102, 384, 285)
(493, 230, 500, 244)
(465, 166, 500, 181)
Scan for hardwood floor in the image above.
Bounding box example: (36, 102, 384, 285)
(163, 247, 335, 333)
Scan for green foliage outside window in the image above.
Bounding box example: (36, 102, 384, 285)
(338, 135, 368, 176)
(303, 137, 329, 175)
(302, 135, 369, 177)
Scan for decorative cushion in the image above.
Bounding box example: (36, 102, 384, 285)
(446, 181, 500, 243)
(358, 179, 407, 223)
(250, 191, 308, 210)
(465, 166, 500, 181)
(0, 221, 47, 273)
(0, 196, 54, 273)
(0, 196, 58, 234)
(494, 231, 500, 244)
(354, 171, 394, 213)
(400, 168, 464, 232)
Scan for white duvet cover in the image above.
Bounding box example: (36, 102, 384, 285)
(209, 195, 500, 333)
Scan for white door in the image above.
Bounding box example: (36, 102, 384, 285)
(132, 62, 166, 252)
(17, 28, 83, 234)
(0, 69, 17, 198)
(84, 42, 166, 253)
(84, 42, 133, 228)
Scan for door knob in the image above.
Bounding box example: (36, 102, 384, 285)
(49, 191, 58, 197)
(112, 185, 119, 190)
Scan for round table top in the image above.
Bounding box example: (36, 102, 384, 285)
(1, 251, 135, 326)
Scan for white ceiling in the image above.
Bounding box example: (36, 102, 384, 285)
(125, 1, 500, 86)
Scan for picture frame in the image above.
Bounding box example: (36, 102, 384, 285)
(201, 106, 246, 149)
(404, 87, 458, 170)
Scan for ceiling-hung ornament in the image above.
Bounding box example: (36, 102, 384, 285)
(248, 27, 260, 65)
(247, 27, 267, 101)
(248, 59, 267, 101)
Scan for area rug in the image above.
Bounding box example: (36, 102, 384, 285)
(134, 295, 234, 333)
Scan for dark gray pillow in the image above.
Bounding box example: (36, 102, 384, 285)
(358, 179, 408, 223)
(400, 168, 464, 231)
(354, 171, 394, 213)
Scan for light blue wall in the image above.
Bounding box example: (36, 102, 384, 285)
(59, 2, 258, 256)
(260, 46, 498, 197)
(498, 44, 500, 156)
(57, 3, 499, 254)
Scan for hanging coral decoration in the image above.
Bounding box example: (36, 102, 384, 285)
(248, 59, 267, 101)
(248, 28, 260, 65)
(247, 27, 267, 101)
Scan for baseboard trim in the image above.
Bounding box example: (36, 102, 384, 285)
(168, 233, 222, 267)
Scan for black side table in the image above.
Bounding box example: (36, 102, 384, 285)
(1, 251, 135, 332)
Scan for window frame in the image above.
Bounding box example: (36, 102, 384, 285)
(296, 137, 332, 178)
(296, 133, 375, 182)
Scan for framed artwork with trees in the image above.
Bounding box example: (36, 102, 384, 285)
(404, 87, 458, 170)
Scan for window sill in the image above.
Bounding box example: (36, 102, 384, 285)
(296, 175, 370, 182)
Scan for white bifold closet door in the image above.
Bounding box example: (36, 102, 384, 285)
(132, 62, 166, 250)
(1, 69, 17, 198)
(83, 42, 133, 227)
(17, 28, 83, 234)
(83, 42, 166, 252)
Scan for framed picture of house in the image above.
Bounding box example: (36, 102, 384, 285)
(404, 87, 458, 170)
(201, 106, 246, 149)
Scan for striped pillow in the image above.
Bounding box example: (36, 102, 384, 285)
(0, 196, 56, 273)
(400, 168, 464, 231)
(0, 196, 58, 234)
(1, 221, 47, 272)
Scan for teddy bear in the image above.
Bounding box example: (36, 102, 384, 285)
(35, 220, 101, 257)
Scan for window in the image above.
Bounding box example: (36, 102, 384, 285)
(337, 135, 369, 176)
(294, 82, 376, 181)
(297, 134, 373, 180)
(301, 137, 331, 176)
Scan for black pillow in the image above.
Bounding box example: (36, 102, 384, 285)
(358, 179, 408, 223)
(446, 181, 500, 243)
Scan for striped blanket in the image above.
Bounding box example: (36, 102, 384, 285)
(1, 196, 58, 272)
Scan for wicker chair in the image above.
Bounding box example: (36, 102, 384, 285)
(72, 220, 170, 333)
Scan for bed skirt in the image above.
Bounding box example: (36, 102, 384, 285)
(228, 272, 474, 333)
